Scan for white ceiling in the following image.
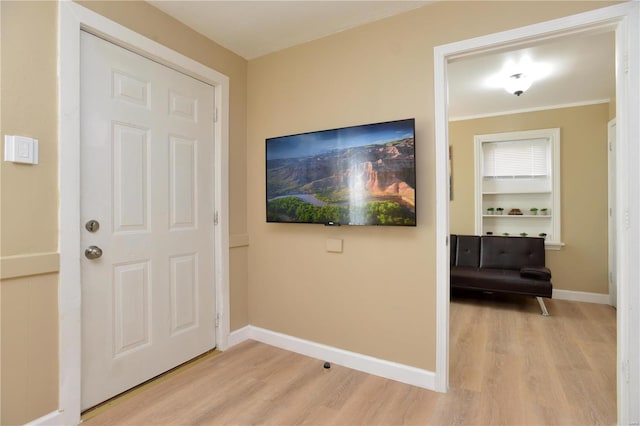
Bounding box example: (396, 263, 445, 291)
(147, 1, 616, 120)
(148, 1, 431, 60)
(447, 30, 615, 120)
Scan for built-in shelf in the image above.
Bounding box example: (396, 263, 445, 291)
(482, 191, 552, 195)
(483, 214, 552, 218)
(475, 128, 562, 249)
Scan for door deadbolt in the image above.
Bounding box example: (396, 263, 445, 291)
(85, 220, 100, 233)
(85, 245, 103, 260)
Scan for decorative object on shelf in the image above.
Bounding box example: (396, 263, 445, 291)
(487, 207, 494, 215)
(539, 233, 547, 239)
(529, 207, 538, 215)
(520, 232, 528, 237)
(540, 208, 548, 215)
(508, 208, 523, 215)
(486, 231, 493, 235)
(496, 207, 504, 215)
(503, 232, 510, 236)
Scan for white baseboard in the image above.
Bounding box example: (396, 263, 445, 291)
(25, 410, 63, 426)
(226, 325, 436, 391)
(553, 289, 611, 305)
(228, 325, 252, 347)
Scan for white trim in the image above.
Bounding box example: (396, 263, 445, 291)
(58, 2, 230, 424)
(227, 325, 252, 347)
(24, 410, 63, 426)
(229, 233, 250, 248)
(553, 289, 611, 305)
(608, 118, 617, 308)
(449, 98, 610, 122)
(544, 241, 564, 251)
(434, 3, 640, 424)
(434, 44, 450, 394)
(243, 326, 436, 391)
(216, 325, 437, 390)
(615, 4, 640, 424)
(0, 252, 59, 279)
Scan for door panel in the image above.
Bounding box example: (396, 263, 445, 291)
(113, 261, 151, 355)
(170, 254, 198, 334)
(80, 31, 216, 410)
(169, 135, 197, 228)
(113, 123, 149, 231)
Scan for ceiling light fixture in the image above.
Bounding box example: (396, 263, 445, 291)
(485, 56, 552, 96)
(504, 72, 532, 96)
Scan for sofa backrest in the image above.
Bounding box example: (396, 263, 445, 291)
(480, 235, 545, 270)
(455, 235, 481, 268)
(450, 234, 546, 270)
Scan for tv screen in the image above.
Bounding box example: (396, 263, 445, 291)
(266, 118, 416, 226)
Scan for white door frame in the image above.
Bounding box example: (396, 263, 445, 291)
(56, 3, 230, 425)
(434, 2, 639, 424)
(608, 118, 617, 308)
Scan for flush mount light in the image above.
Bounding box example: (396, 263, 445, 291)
(485, 56, 552, 96)
(504, 73, 532, 96)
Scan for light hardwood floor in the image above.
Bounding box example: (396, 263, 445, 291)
(84, 294, 616, 425)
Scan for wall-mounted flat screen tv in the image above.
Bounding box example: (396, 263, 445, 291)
(266, 118, 416, 226)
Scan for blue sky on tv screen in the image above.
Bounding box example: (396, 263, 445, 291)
(266, 119, 414, 160)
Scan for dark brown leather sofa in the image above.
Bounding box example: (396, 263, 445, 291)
(450, 234, 552, 315)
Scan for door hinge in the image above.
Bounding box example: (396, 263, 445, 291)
(624, 209, 631, 230)
(215, 312, 221, 327)
(622, 358, 630, 383)
(624, 52, 629, 74)
(214, 211, 219, 225)
(214, 108, 218, 123)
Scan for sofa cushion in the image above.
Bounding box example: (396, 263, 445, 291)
(451, 266, 552, 298)
(455, 235, 481, 268)
(520, 266, 552, 280)
(480, 236, 545, 270)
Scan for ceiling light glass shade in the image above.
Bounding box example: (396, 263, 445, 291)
(504, 73, 532, 96)
(485, 57, 552, 92)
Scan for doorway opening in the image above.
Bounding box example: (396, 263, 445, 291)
(434, 3, 640, 424)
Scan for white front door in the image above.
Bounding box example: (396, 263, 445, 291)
(80, 31, 216, 410)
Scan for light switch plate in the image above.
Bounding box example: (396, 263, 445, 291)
(4, 135, 39, 164)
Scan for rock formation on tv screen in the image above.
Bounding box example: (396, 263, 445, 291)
(266, 137, 416, 225)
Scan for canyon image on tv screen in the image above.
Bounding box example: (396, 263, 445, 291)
(266, 118, 416, 226)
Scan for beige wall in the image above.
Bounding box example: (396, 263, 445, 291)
(0, 1, 58, 257)
(1, 2, 60, 424)
(450, 104, 610, 294)
(247, 1, 613, 372)
(1, 274, 59, 426)
(0, 1, 248, 424)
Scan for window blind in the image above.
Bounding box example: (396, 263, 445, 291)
(482, 138, 549, 177)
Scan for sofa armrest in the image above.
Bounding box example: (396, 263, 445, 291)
(520, 266, 552, 280)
